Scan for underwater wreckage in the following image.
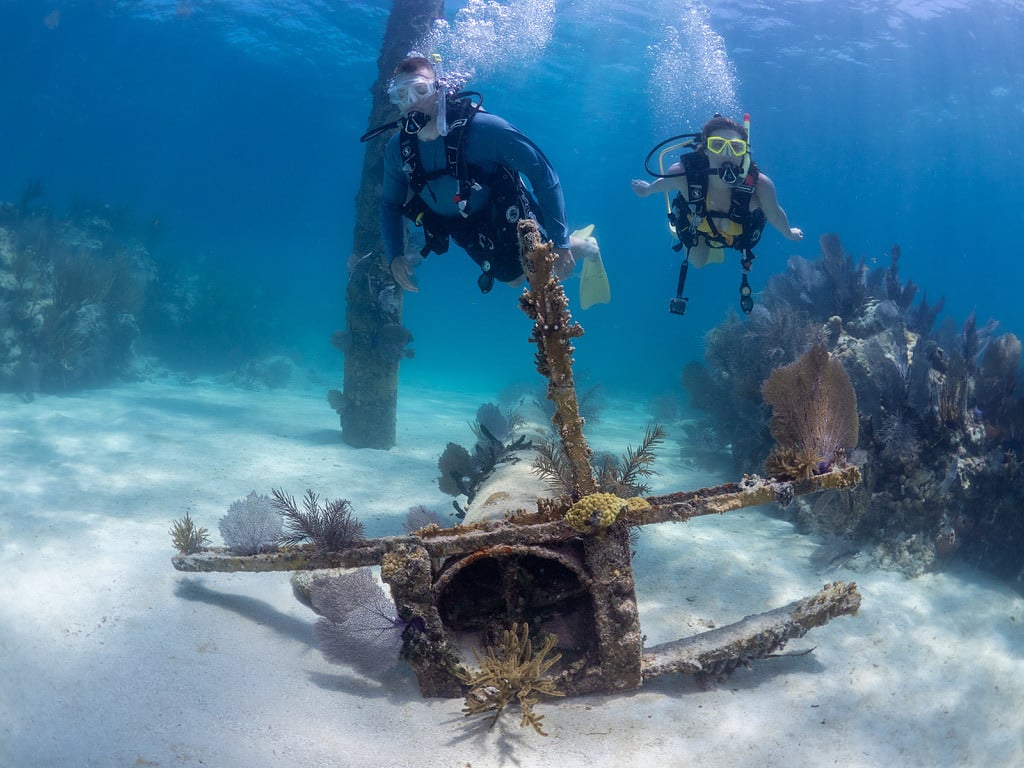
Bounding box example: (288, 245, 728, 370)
(172, 219, 862, 713)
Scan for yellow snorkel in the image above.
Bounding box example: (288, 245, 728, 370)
(741, 112, 752, 178)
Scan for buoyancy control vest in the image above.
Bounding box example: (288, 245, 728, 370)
(665, 150, 767, 315)
(397, 96, 536, 290)
(668, 150, 765, 260)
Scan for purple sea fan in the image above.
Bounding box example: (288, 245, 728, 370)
(218, 491, 282, 555)
(761, 343, 859, 470)
(309, 568, 409, 677)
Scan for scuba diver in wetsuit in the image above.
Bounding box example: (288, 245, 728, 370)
(632, 114, 803, 314)
(373, 54, 600, 296)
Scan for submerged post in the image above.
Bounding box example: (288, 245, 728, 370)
(518, 219, 597, 498)
(338, 0, 443, 449)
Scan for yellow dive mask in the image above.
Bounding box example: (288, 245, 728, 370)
(706, 136, 748, 156)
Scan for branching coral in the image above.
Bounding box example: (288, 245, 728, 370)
(866, 243, 917, 311)
(271, 489, 365, 553)
(533, 424, 666, 499)
(456, 622, 564, 735)
(594, 423, 667, 497)
(764, 233, 866, 321)
(761, 343, 859, 479)
(169, 512, 210, 555)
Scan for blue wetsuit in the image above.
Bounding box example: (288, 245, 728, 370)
(381, 110, 570, 283)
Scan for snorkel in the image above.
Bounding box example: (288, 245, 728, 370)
(430, 53, 449, 137)
(741, 112, 752, 178)
(397, 50, 447, 137)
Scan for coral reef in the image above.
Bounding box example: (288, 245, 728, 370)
(218, 491, 282, 555)
(455, 622, 564, 735)
(0, 202, 151, 392)
(169, 218, 864, 720)
(684, 232, 1024, 579)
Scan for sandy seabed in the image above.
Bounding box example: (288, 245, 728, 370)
(1, 375, 1022, 768)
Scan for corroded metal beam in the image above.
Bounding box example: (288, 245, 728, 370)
(171, 465, 862, 573)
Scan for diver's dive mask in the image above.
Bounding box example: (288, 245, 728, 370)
(387, 76, 436, 110)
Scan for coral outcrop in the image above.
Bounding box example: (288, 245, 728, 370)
(684, 233, 1024, 580)
(0, 202, 150, 393)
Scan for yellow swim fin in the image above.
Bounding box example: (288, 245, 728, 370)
(573, 225, 610, 310)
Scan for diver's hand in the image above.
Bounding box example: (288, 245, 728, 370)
(786, 227, 804, 242)
(631, 179, 654, 197)
(390, 254, 419, 292)
(553, 247, 575, 280)
(569, 235, 600, 262)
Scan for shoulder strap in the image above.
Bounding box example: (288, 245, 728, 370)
(398, 97, 482, 214)
(446, 98, 483, 216)
(682, 151, 709, 212)
(727, 163, 760, 225)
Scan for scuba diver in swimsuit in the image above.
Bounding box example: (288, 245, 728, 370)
(372, 54, 600, 296)
(632, 114, 803, 314)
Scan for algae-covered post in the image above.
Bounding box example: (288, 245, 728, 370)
(337, 0, 443, 449)
(517, 219, 597, 499)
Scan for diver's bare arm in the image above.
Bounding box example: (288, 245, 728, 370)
(632, 165, 685, 198)
(756, 173, 803, 241)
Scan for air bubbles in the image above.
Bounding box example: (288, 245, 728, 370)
(421, 0, 556, 89)
(646, 2, 740, 134)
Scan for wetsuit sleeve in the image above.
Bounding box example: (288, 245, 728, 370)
(381, 136, 407, 264)
(472, 114, 571, 249)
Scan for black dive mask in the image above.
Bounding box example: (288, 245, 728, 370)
(402, 111, 432, 134)
(717, 162, 742, 187)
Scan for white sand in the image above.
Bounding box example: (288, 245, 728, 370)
(2, 375, 1022, 767)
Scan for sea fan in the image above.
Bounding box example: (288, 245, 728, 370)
(761, 343, 859, 478)
(218, 491, 282, 555)
(402, 505, 445, 533)
(309, 568, 409, 676)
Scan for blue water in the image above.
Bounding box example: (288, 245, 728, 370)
(2, 0, 1023, 397)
